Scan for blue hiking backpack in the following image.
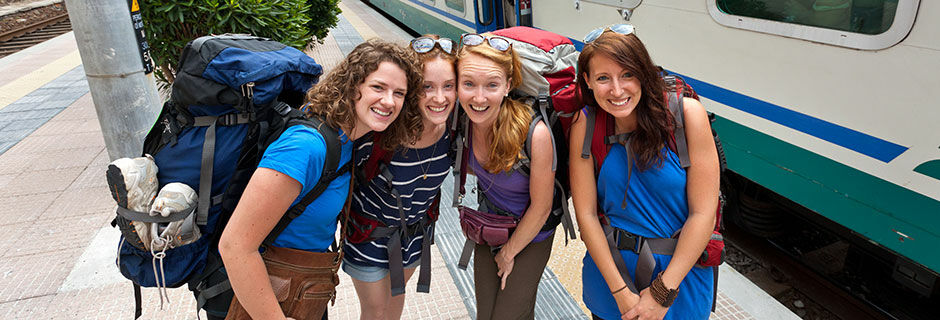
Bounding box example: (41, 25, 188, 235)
(107, 34, 327, 318)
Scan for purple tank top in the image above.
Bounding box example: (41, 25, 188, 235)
(467, 141, 553, 243)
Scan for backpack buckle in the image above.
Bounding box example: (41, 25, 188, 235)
(615, 229, 644, 253)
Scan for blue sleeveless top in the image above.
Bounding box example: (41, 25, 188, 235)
(582, 143, 714, 320)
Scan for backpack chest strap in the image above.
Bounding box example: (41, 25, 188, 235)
(602, 223, 678, 293)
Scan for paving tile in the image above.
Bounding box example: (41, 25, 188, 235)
(0, 109, 61, 123)
(0, 294, 53, 319)
(0, 129, 33, 144)
(0, 141, 15, 155)
(0, 251, 77, 302)
(51, 94, 96, 121)
(0, 152, 33, 175)
(0, 173, 14, 189)
(38, 148, 101, 171)
(29, 119, 81, 137)
(49, 282, 204, 320)
(0, 192, 58, 226)
(68, 160, 110, 190)
(0, 222, 29, 258)
(0, 167, 83, 197)
(5, 131, 104, 154)
(41, 186, 114, 220)
(73, 118, 101, 133)
(1, 118, 48, 132)
(6, 214, 109, 258)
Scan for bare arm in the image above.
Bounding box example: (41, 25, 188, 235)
(627, 98, 719, 320)
(218, 168, 300, 320)
(661, 98, 719, 289)
(568, 112, 640, 314)
(494, 122, 555, 288)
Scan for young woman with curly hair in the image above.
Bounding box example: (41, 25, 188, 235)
(342, 34, 457, 320)
(568, 26, 720, 320)
(219, 38, 424, 320)
(456, 33, 557, 319)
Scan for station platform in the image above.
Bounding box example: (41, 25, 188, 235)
(0, 1, 799, 319)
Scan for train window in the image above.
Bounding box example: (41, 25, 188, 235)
(707, 0, 919, 50)
(446, 0, 465, 12)
(716, 0, 897, 34)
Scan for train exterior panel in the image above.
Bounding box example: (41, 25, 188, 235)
(363, 0, 940, 275)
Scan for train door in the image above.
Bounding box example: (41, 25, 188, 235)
(473, 0, 500, 32)
(501, 0, 533, 27)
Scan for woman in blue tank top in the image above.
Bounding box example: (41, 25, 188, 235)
(218, 39, 425, 320)
(568, 26, 721, 319)
(343, 34, 456, 320)
(456, 33, 557, 319)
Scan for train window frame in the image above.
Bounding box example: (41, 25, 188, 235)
(706, 0, 921, 50)
(444, 0, 466, 14)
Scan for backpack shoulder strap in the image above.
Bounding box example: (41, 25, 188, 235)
(361, 132, 395, 183)
(665, 81, 691, 169)
(262, 116, 350, 247)
(452, 107, 470, 206)
(584, 106, 615, 171)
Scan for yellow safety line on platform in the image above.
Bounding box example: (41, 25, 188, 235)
(338, 1, 379, 41)
(0, 50, 82, 111)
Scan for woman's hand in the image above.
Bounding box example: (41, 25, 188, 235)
(624, 288, 668, 320)
(613, 289, 640, 319)
(495, 248, 516, 290)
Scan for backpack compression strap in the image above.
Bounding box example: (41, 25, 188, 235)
(192, 112, 253, 225)
(262, 117, 350, 247)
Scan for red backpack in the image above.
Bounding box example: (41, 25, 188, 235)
(580, 71, 727, 298)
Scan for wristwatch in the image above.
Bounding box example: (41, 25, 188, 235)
(650, 271, 679, 307)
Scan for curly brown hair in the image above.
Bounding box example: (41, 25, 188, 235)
(577, 30, 672, 170)
(304, 38, 424, 150)
(456, 37, 528, 173)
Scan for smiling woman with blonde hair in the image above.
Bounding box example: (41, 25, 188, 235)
(455, 33, 557, 319)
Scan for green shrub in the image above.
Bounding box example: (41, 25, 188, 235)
(140, 0, 341, 83)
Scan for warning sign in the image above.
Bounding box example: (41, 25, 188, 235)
(127, 0, 153, 74)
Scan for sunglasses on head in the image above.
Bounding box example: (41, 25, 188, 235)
(410, 37, 456, 54)
(583, 24, 636, 43)
(460, 33, 512, 52)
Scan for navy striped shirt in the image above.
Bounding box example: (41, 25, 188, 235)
(343, 130, 452, 268)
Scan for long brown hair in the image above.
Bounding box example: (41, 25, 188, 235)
(304, 38, 424, 149)
(456, 37, 529, 173)
(577, 31, 672, 170)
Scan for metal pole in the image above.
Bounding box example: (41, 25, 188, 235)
(65, 0, 161, 160)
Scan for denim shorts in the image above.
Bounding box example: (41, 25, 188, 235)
(341, 257, 419, 283)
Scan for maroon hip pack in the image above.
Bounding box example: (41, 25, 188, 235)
(458, 206, 519, 247)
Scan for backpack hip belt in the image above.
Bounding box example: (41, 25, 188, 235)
(346, 209, 436, 296)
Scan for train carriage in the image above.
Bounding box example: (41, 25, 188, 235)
(364, 0, 940, 317)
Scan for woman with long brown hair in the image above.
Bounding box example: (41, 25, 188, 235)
(569, 25, 720, 320)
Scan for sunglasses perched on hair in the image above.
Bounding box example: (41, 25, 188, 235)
(460, 33, 512, 52)
(410, 37, 456, 54)
(583, 24, 636, 43)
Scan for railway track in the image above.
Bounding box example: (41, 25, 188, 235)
(0, 10, 71, 58)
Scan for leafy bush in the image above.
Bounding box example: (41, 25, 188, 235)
(140, 0, 341, 83)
